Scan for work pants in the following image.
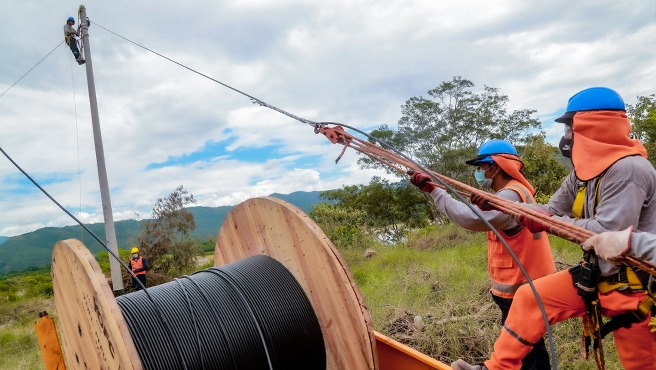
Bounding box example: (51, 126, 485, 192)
(492, 294, 550, 370)
(132, 274, 147, 291)
(68, 39, 81, 60)
(485, 269, 655, 370)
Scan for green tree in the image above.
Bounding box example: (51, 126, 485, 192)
(312, 177, 431, 243)
(518, 134, 570, 203)
(360, 76, 541, 185)
(627, 94, 656, 167)
(136, 185, 200, 276)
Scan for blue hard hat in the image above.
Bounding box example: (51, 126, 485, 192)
(555, 87, 625, 123)
(68, 16, 75, 22)
(465, 139, 518, 166)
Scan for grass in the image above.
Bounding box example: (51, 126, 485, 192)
(1, 229, 623, 369)
(341, 225, 621, 368)
(0, 292, 53, 370)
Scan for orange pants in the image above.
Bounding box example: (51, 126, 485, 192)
(485, 269, 656, 370)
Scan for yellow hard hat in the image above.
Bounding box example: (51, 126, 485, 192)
(130, 247, 139, 254)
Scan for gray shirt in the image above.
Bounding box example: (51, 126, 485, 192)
(64, 24, 77, 37)
(429, 187, 521, 232)
(539, 155, 656, 274)
(628, 232, 656, 265)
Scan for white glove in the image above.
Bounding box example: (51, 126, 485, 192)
(582, 227, 633, 262)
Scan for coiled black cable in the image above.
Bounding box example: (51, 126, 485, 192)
(116, 255, 326, 370)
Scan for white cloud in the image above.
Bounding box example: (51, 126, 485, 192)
(0, 0, 654, 236)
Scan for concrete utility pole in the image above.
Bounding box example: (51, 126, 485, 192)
(79, 5, 123, 291)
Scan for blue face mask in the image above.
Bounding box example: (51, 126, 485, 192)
(474, 168, 494, 188)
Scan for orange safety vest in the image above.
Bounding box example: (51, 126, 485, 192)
(131, 256, 146, 276)
(487, 180, 556, 298)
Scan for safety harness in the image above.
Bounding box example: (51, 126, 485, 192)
(569, 178, 656, 370)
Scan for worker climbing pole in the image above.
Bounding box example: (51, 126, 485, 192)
(63, 16, 85, 65)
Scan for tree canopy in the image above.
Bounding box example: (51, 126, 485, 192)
(360, 76, 542, 185)
(628, 94, 656, 167)
(311, 177, 430, 244)
(136, 185, 199, 276)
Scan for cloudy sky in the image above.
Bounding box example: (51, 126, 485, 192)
(0, 0, 654, 237)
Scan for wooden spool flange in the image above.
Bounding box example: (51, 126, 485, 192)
(51, 238, 142, 369)
(215, 196, 379, 370)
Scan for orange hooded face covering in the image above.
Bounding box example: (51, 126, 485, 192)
(570, 110, 647, 181)
(490, 154, 535, 196)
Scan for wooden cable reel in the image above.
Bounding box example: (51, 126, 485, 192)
(51, 196, 378, 369)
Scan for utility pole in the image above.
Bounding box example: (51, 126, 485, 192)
(79, 5, 123, 291)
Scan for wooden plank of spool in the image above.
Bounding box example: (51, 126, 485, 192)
(52, 238, 142, 369)
(215, 196, 379, 370)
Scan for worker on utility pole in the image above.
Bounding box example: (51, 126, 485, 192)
(411, 139, 555, 370)
(64, 16, 85, 65)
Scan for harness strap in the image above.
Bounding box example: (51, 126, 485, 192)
(571, 179, 602, 219)
(598, 266, 650, 294)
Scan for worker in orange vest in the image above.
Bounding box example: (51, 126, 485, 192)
(411, 139, 555, 370)
(128, 247, 148, 290)
(452, 87, 656, 370)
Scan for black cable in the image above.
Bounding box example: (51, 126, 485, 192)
(0, 41, 64, 100)
(0, 145, 189, 369)
(116, 255, 326, 370)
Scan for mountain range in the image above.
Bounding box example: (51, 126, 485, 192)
(0, 191, 321, 275)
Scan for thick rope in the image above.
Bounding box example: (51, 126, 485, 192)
(316, 124, 656, 277)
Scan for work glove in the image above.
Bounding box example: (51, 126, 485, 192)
(582, 227, 632, 262)
(410, 171, 437, 193)
(516, 209, 552, 233)
(470, 193, 495, 211)
(451, 359, 487, 370)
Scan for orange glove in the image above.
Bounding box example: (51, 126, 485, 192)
(582, 227, 632, 262)
(517, 210, 552, 233)
(410, 172, 437, 193)
(470, 193, 495, 211)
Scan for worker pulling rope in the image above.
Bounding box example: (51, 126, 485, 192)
(316, 122, 656, 370)
(315, 124, 656, 277)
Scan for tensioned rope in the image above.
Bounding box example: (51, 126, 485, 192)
(315, 125, 656, 276)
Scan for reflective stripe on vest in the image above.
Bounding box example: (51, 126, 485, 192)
(131, 256, 145, 276)
(487, 180, 556, 298)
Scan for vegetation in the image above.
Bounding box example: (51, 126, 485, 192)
(337, 227, 620, 368)
(311, 177, 431, 244)
(627, 93, 656, 167)
(360, 76, 542, 185)
(0, 226, 622, 369)
(0, 271, 54, 370)
(0, 191, 320, 275)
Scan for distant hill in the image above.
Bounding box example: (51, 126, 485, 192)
(0, 191, 322, 274)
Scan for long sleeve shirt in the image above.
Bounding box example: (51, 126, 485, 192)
(429, 187, 521, 232)
(628, 232, 656, 265)
(540, 155, 656, 274)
